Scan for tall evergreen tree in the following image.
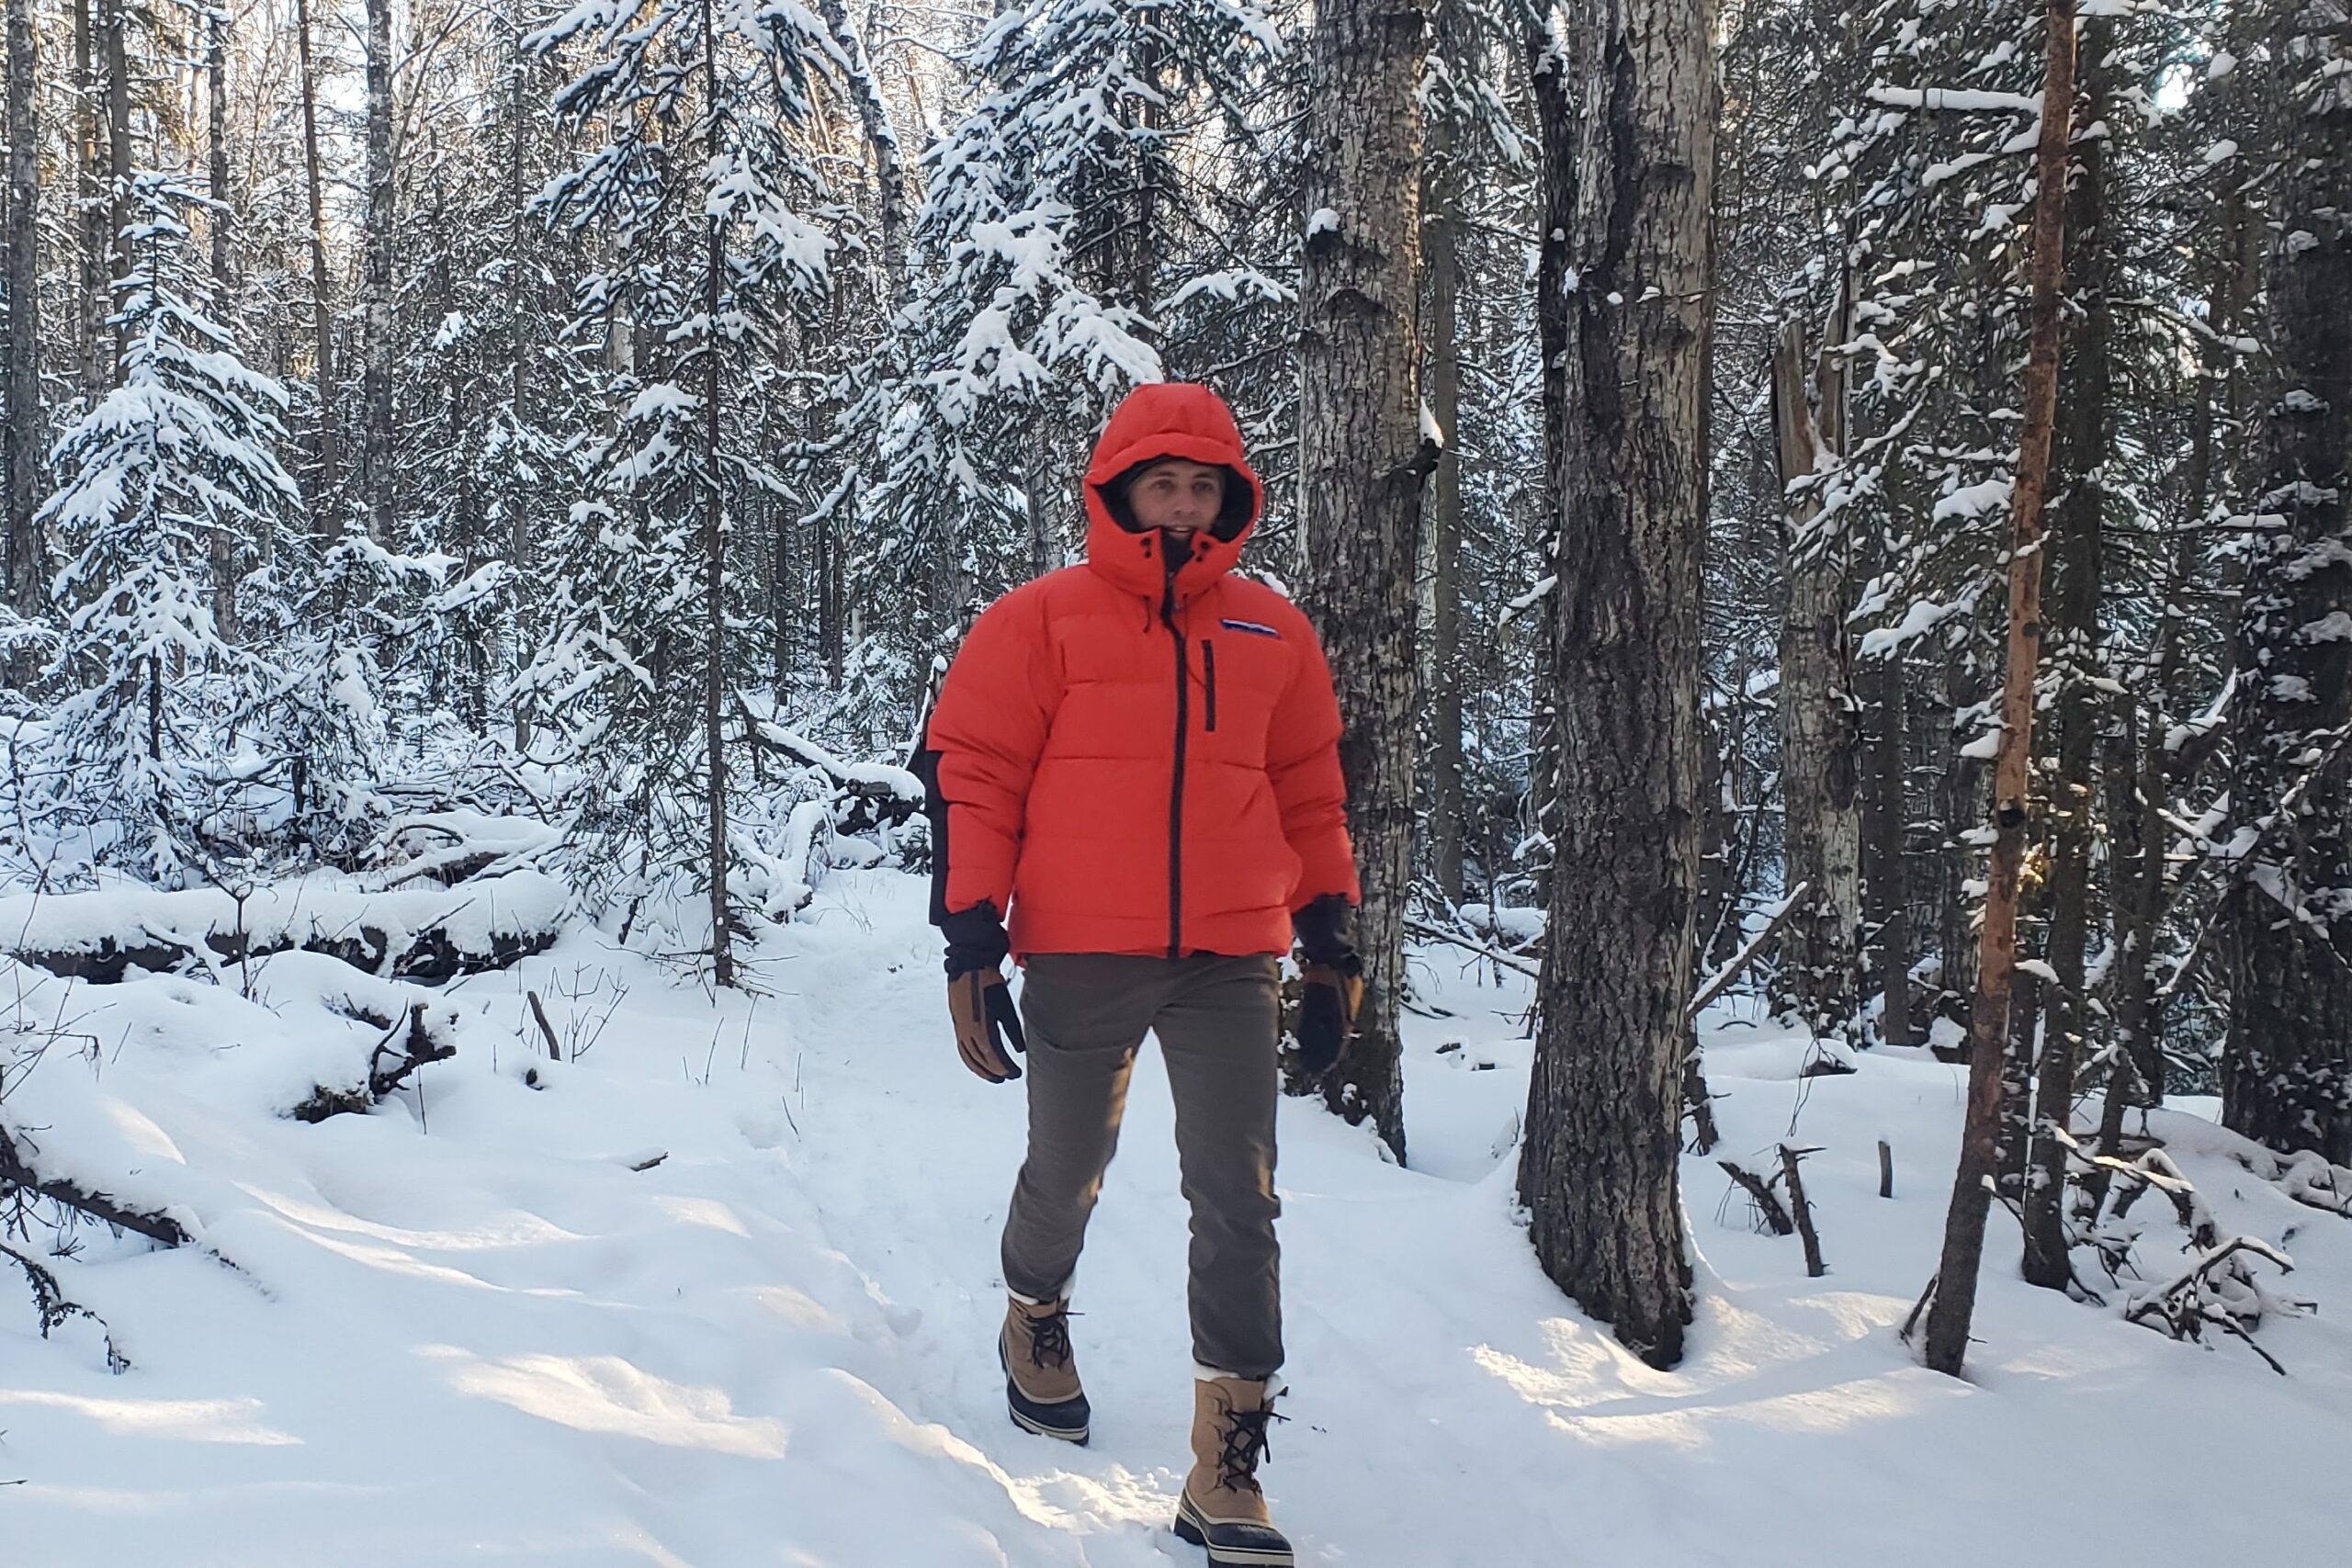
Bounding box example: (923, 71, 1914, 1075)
(2222, 0, 2352, 1164)
(523, 0, 844, 978)
(36, 174, 300, 883)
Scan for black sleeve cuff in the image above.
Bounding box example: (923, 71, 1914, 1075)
(941, 900, 1009, 977)
(1291, 893, 1358, 970)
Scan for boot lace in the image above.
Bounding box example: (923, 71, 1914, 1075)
(1216, 1403, 1287, 1495)
(1024, 1306, 1076, 1370)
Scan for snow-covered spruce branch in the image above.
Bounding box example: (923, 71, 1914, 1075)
(0, 1122, 194, 1249)
(2123, 1236, 2311, 1376)
(0, 1235, 130, 1370)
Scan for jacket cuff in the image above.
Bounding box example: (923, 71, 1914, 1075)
(941, 900, 1010, 977)
(1291, 893, 1359, 970)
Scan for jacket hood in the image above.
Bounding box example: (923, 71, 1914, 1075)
(1081, 382, 1262, 605)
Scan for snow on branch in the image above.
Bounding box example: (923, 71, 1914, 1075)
(1867, 85, 2042, 115)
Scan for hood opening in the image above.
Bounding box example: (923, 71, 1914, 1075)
(1094, 458, 1259, 543)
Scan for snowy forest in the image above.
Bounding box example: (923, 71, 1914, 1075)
(2, 0, 2348, 1561)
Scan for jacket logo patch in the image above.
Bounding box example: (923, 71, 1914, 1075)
(1221, 618, 1282, 639)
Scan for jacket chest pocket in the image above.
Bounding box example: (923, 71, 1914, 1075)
(1193, 626, 1291, 761)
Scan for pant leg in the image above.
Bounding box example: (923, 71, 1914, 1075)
(1001, 954, 1162, 1303)
(1152, 953, 1284, 1379)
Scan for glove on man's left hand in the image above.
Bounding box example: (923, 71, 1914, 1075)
(1293, 894, 1364, 1075)
(1297, 962, 1364, 1074)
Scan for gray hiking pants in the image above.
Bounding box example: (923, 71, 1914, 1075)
(1001, 953, 1283, 1380)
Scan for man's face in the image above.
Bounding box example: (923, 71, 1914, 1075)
(1125, 459, 1226, 544)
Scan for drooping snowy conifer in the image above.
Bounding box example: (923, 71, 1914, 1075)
(518, 0, 845, 977)
(36, 174, 300, 884)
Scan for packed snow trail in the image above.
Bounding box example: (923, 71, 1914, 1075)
(5, 867, 2348, 1565)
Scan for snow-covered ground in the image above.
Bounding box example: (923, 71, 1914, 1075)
(5, 868, 2346, 1565)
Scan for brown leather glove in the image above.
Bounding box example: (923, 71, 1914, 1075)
(949, 967, 1026, 1083)
(1298, 962, 1364, 1074)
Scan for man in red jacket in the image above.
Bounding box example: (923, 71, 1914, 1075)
(918, 382, 1362, 1568)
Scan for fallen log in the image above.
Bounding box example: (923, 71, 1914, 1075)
(4, 872, 567, 985)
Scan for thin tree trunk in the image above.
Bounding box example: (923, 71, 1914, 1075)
(1921, 0, 2076, 1379)
(2021, 41, 2113, 1290)
(1771, 295, 1862, 1042)
(1294, 0, 1430, 1162)
(1518, 0, 1717, 1371)
(295, 0, 340, 528)
(99, 0, 130, 378)
(1523, 16, 1572, 906)
(2222, 6, 2352, 1164)
(508, 13, 534, 750)
(1867, 654, 1916, 1044)
(206, 8, 240, 640)
(359, 0, 397, 540)
(74, 0, 102, 397)
(701, 0, 734, 987)
(1423, 34, 1465, 908)
(5, 0, 40, 639)
(819, 0, 904, 295)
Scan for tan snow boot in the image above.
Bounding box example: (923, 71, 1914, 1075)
(1173, 1374, 1292, 1567)
(999, 1294, 1090, 1443)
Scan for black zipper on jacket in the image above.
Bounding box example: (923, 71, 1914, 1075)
(1201, 640, 1217, 732)
(1162, 561, 1188, 960)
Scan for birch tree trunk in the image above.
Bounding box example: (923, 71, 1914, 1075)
(1294, 0, 1430, 1162)
(5, 0, 40, 637)
(1517, 0, 1717, 1370)
(1771, 298, 1862, 1043)
(2223, 6, 2352, 1164)
(1921, 0, 2076, 1378)
(296, 0, 340, 529)
(359, 0, 398, 540)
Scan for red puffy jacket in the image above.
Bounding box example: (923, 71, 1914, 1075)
(922, 383, 1358, 960)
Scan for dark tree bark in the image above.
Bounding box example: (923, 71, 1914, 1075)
(819, 0, 905, 294)
(700, 0, 736, 987)
(1865, 654, 1916, 1044)
(206, 7, 240, 640)
(1295, 0, 1430, 1162)
(1523, 17, 1572, 903)
(1921, 0, 2076, 1379)
(2223, 8, 2352, 1164)
(2022, 39, 2114, 1290)
(295, 0, 340, 527)
(1517, 0, 1717, 1371)
(359, 0, 398, 540)
(74, 0, 103, 398)
(207, 16, 232, 292)
(507, 10, 537, 749)
(99, 0, 130, 378)
(1423, 18, 1466, 908)
(1771, 298, 1862, 1041)
(5, 0, 40, 639)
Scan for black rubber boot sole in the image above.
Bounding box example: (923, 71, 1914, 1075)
(999, 1337, 1090, 1445)
(1174, 1490, 1294, 1567)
